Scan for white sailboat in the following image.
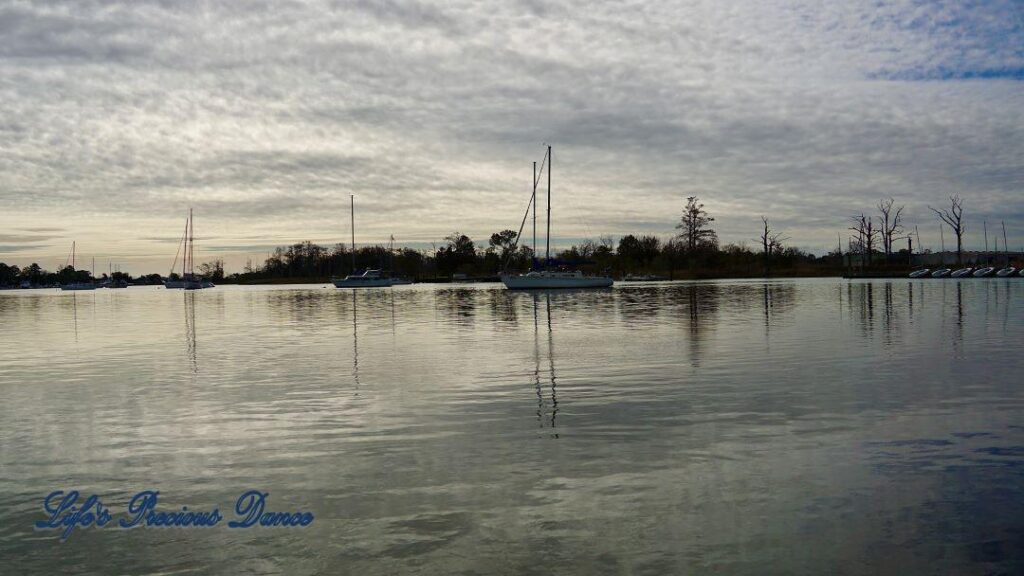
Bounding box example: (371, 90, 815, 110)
(165, 209, 210, 290)
(501, 146, 613, 290)
(60, 242, 97, 291)
(332, 195, 393, 288)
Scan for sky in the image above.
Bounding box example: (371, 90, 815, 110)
(1, 0, 1023, 274)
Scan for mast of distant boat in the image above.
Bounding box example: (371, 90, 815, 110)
(532, 161, 537, 269)
(545, 145, 551, 268)
(350, 195, 356, 274)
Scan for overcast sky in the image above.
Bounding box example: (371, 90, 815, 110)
(1, 0, 1022, 273)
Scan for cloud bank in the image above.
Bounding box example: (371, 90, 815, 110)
(1, 0, 1022, 272)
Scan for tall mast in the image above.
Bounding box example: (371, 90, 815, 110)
(351, 195, 356, 273)
(1003, 221, 1009, 263)
(545, 145, 551, 266)
(72, 241, 75, 270)
(532, 161, 537, 266)
(188, 208, 194, 277)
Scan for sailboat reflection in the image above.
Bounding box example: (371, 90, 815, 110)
(352, 290, 360, 391)
(184, 291, 197, 373)
(532, 293, 558, 438)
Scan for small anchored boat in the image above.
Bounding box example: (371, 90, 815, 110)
(931, 268, 951, 278)
(972, 267, 995, 277)
(333, 269, 393, 288)
(908, 268, 931, 278)
(996, 267, 1017, 277)
(950, 267, 974, 278)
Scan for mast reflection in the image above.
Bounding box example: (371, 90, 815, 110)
(184, 291, 197, 373)
(352, 291, 360, 391)
(532, 293, 558, 438)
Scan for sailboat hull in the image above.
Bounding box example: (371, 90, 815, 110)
(501, 272, 613, 289)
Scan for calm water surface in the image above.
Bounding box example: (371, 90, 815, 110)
(1, 279, 1022, 574)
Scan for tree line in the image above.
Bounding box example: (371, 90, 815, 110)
(10, 193, 998, 287)
(218, 196, 837, 282)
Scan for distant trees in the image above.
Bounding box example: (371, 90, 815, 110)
(676, 196, 717, 252)
(759, 217, 787, 274)
(0, 262, 18, 286)
(198, 259, 225, 281)
(436, 231, 476, 275)
(849, 213, 879, 264)
(929, 194, 965, 265)
(877, 198, 905, 260)
(617, 234, 660, 270)
(488, 229, 519, 267)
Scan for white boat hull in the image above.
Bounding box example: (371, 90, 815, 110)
(501, 272, 613, 289)
(332, 278, 393, 288)
(996, 267, 1017, 277)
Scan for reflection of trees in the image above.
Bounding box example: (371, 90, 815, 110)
(616, 286, 661, 325)
(436, 288, 477, 326)
(488, 289, 518, 325)
(662, 283, 722, 367)
(760, 282, 797, 335)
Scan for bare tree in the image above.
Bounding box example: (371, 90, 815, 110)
(676, 196, 717, 252)
(849, 213, 879, 267)
(877, 197, 904, 260)
(759, 217, 788, 275)
(929, 195, 965, 265)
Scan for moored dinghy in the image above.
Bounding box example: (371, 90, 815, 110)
(972, 267, 995, 277)
(996, 267, 1017, 277)
(931, 268, 952, 278)
(950, 267, 973, 278)
(908, 269, 931, 278)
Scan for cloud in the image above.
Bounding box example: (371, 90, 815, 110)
(1, 0, 1022, 271)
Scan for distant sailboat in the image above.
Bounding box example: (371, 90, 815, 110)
(60, 242, 97, 291)
(165, 209, 211, 290)
(332, 195, 393, 288)
(501, 146, 613, 289)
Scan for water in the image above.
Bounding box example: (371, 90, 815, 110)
(1, 279, 1022, 574)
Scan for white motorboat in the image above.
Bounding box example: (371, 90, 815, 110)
(950, 267, 973, 278)
(908, 269, 931, 278)
(931, 268, 952, 278)
(332, 269, 393, 288)
(500, 146, 613, 290)
(996, 267, 1017, 277)
(972, 267, 995, 277)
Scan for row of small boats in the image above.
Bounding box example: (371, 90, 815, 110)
(909, 266, 1020, 278)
